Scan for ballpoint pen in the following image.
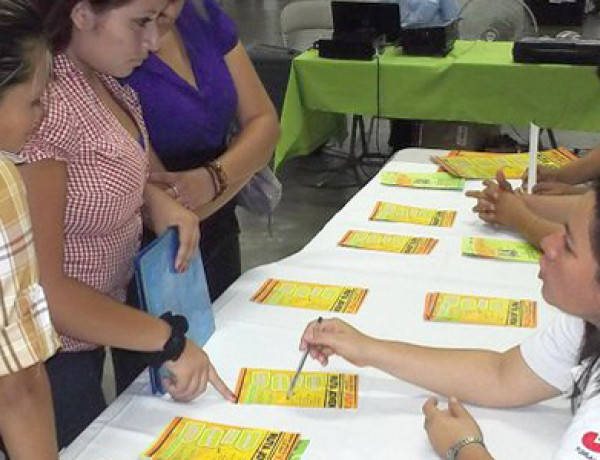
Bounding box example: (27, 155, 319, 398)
(287, 317, 323, 399)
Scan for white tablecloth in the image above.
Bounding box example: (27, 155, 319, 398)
(62, 149, 571, 459)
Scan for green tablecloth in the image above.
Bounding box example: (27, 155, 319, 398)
(275, 40, 600, 169)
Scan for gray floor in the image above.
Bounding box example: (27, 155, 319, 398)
(227, 0, 386, 272)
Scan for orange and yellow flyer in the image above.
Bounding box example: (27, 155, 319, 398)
(235, 368, 358, 409)
(434, 147, 577, 179)
(370, 201, 457, 227)
(380, 171, 465, 190)
(251, 279, 367, 314)
(338, 230, 438, 255)
(142, 417, 300, 460)
(424, 292, 537, 328)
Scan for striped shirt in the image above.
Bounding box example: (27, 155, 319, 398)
(20, 54, 149, 352)
(0, 155, 60, 375)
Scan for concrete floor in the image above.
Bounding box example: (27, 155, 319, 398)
(227, 0, 364, 272)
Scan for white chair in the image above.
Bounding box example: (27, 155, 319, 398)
(280, 1, 333, 50)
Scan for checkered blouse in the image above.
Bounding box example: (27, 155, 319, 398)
(0, 155, 60, 374)
(20, 55, 150, 352)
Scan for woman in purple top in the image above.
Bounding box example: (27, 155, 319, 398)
(116, 0, 278, 393)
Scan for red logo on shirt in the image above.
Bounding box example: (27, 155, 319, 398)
(582, 432, 600, 453)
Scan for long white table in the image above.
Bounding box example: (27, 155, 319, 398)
(62, 149, 571, 459)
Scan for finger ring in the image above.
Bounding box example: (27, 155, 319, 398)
(169, 184, 180, 199)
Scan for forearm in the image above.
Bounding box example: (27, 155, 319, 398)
(0, 366, 57, 459)
(220, 114, 278, 183)
(143, 182, 176, 234)
(45, 276, 170, 352)
(508, 204, 562, 249)
(522, 193, 581, 224)
(555, 147, 600, 184)
(365, 340, 519, 407)
(194, 176, 248, 220)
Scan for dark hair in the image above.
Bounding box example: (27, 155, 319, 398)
(571, 182, 600, 411)
(32, 0, 133, 53)
(0, 0, 45, 99)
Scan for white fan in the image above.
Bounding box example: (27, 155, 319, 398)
(458, 0, 539, 41)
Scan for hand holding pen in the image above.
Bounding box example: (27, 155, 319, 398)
(287, 317, 323, 398)
(298, 318, 375, 369)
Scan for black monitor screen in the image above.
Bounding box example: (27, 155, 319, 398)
(332, 1, 401, 43)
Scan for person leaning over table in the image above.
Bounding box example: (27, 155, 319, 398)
(300, 185, 600, 460)
(18, 0, 236, 449)
(112, 0, 278, 395)
(124, 0, 278, 302)
(0, 0, 61, 457)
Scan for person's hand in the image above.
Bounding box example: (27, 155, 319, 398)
(522, 164, 561, 190)
(163, 339, 237, 403)
(422, 397, 486, 459)
(532, 181, 589, 196)
(145, 186, 200, 272)
(465, 170, 526, 227)
(300, 318, 376, 367)
(151, 167, 216, 211)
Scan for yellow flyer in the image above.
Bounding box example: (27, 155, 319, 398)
(434, 147, 577, 179)
(370, 201, 457, 227)
(235, 368, 358, 409)
(424, 292, 537, 327)
(462, 237, 540, 263)
(251, 279, 367, 314)
(446, 146, 576, 166)
(142, 417, 300, 460)
(380, 171, 465, 190)
(338, 230, 438, 255)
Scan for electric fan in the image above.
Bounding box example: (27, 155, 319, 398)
(458, 0, 539, 41)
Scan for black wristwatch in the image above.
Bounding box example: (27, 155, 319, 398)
(144, 312, 189, 368)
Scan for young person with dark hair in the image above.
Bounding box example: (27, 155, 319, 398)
(0, 0, 61, 457)
(19, 0, 235, 448)
(300, 185, 600, 459)
(112, 0, 278, 394)
(125, 0, 278, 301)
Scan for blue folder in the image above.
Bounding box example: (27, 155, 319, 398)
(134, 227, 215, 394)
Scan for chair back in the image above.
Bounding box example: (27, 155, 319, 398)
(280, 1, 333, 50)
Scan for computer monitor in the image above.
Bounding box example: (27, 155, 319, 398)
(331, 1, 401, 44)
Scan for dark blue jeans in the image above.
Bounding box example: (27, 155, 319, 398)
(45, 348, 107, 449)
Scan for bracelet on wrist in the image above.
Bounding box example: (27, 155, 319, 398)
(204, 166, 221, 201)
(445, 437, 485, 460)
(144, 312, 189, 368)
(205, 159, 228, 201)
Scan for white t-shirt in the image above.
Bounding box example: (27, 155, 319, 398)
(520, 313, 600, 460)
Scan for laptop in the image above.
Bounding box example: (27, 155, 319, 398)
(331, 1, 401, 44)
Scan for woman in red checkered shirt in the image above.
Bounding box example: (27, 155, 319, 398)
(18, 0, 237, 448)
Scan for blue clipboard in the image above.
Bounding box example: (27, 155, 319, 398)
(134, 227, 215, 394)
